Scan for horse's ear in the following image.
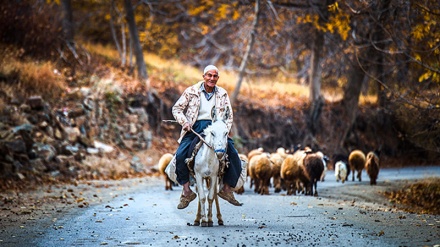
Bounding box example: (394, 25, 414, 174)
(223, 106, 230, 121)
(211, 106, 216, 120)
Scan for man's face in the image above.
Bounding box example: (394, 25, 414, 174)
(203, 69, 219, 92)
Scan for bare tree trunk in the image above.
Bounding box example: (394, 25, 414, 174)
(335, 58, 366, 153)
(110, 0, 126, 67)
(60, 0, 76, 78)
(375, 0, 391, 107)
(306, 28, 325, 138)
(230, 0, 260, 106)
(230, 0, 260, 138)
(61, 0, 74, 46)
(309, 29, 323, 103)
(306, 1, 328, 141)
(123, 0, 148, 83)
(121, 21, 127, 67)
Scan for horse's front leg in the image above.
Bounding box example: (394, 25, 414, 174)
(195, 175, 207, 226)
(213, 178, 223, 226)
(194, 189, 202, 226)
(206, 176, 217, 227)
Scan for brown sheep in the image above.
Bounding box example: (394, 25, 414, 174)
(365, 150, 380, 185)
(248, 147, 264, 160)
(248, 153, 272, 195)
(280, 150, 307, 195)
(348, 150, 366, 182)
(303, 152, 325, 196)
(234, 153, 249, 194)
(247, 147, 264, 189)
(157, 153, 175, 190)
(269, 147, 288, 193)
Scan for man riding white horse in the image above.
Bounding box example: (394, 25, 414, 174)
(172, 65, 243, 209)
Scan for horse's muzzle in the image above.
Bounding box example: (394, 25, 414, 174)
(215, 149, 226, 159)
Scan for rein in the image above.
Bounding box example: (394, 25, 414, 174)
(190, 128, 213, 149)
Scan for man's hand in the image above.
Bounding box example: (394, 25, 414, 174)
(183, 122, 191, 131)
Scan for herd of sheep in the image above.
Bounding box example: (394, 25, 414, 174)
(158, 146, 381, 196)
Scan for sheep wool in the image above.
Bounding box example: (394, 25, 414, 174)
(315, 151, 328, 182)
(280, 150, 307, 195)
(158, 153, 175, 190)
(249, 153, 272, 195)
(269, 152, 285, 193)
(247, 147, 264, 189)
(303, 152, 325, 196)
(365, 151, 380, 185)
(348, 150, 366, 182)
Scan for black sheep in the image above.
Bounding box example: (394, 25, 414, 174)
(303, 153, 325, 196)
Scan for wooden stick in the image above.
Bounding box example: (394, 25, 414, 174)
(161, 120, 212, 149)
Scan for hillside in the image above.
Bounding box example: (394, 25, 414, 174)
(0, 40, 439, 216)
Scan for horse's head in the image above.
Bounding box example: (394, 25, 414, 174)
(206, 106, 230, 160)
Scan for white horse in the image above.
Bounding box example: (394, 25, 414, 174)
(192, 107, 230, 227)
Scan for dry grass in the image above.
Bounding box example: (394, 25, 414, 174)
(384, 178, 440, 215)
(0, 47, 66, 101)
(0, 42, 378, 109)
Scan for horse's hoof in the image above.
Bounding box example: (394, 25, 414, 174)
(193, 221, 200, 226)
(208, 222, 213, 227)
(218, 220, 224, 226)
(201, 222, 209, 227)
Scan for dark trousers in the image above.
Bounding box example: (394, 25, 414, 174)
(175, 120, 242, 187)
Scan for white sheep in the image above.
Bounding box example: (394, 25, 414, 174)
(334, 160, 348, 183)
(315, 151, 329, 182)
(157, 153, 175, 190)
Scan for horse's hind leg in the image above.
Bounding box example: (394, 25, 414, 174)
(213, 183, 223, 226)
(206, 198, 214, 227)
(214, 195, 223, 225)
(193, 200, 201, 226)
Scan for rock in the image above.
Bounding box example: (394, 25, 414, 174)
(129, 123, 137, 134)
(130, 156, 144, 173)
(78, 135, 94, 148)
(60, 144, 79, 155)
(29, 158, 48, 173)
(12, 123, 34, 134)
(86, 148, 99, 154)
(83, 97, 95, 111)
(64, 127, 81, 143)
(93, 141, 114, 153)
(32, 143, 56, 162)
(54, 128, 64, 139)
(68, 107, 85, 118)
(27, 96, 44, 110)
(4, 139, 27, 153)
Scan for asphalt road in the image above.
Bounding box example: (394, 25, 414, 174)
(3, 166, 440, 247)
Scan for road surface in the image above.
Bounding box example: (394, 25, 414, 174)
(1, 166, 439, 247)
